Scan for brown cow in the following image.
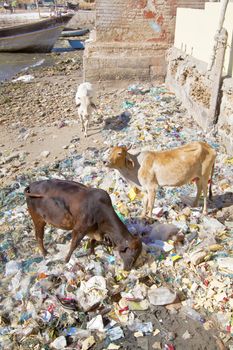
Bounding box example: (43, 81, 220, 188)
(24, 179, 142, 270)
(105, 141, 216, 217)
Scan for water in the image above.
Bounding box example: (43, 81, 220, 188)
(0, 52, 51, 82)
(0, 39, 73, 82)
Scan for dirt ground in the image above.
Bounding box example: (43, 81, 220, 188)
(0, 51, 105, 187)
(95, 306, 220, 350)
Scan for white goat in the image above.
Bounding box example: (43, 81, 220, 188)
(75, 82, 96, 137)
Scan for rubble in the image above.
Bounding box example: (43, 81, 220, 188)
(39, 150, 50, 158)
(0, 80, 232, 350)
(148, 287, 178, 306)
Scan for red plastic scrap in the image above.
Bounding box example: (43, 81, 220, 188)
(119, 306, 129, 314)
(47, 304, 56, 313)
(164, 344, 175, 350)
(223, 297, 229, 302)
(203, 279, 209, 287)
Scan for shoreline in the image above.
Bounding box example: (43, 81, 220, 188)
(0, 33, 78, 83)
(0, 53, 51, 82)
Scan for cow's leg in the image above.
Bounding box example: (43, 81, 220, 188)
(89, 238, 111, 255)
(141, 192, 148, 218)
(28, 208, 47, 257)
(208, 162, 215, 200)
(84, 117, 89, 138)
(147, 185, 157, 218)
(201, 177, 209, 215)
(138, 165, 157, 218)
(78, 112, 84, 132)
(35, 221, 47, 257)
(65, 229, 86, 263)
(193, 178, 202, 207)
(89, 239, 97, 255)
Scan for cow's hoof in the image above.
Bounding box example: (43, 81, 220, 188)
(141, 211, 147, 219)
(42, 250, 48, 257)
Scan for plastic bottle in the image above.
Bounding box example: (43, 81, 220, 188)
(181, 306, 205, 323)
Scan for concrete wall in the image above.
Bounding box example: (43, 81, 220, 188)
(84, 0, 207, 83)
(218, 78, 233, 155)
(174, 3, 233, 76)
(166, 47, 233, 155)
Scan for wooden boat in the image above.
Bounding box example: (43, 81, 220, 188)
(61, 28, 89, 37)
(68, 39, 85, 50)
(0, 14, 73, 53)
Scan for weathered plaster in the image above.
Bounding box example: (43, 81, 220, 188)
(166, 47, 233, 155)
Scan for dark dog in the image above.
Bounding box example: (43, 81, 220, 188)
(25, 179, 142, 270)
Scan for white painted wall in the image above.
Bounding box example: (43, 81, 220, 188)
(174, 2, 233, 76)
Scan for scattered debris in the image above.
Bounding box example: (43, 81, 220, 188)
(0, 81, 232, 350)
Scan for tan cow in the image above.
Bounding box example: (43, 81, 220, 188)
(105, 141, 216, 217)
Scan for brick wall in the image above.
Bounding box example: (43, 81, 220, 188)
(95, 0, 207, 43)
(84, 0, 208, 83)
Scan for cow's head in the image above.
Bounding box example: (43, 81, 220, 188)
(104, 146, 134, 170)
(118, 237, 142, 271)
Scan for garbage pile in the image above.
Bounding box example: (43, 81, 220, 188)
(0, 84, 233, 349)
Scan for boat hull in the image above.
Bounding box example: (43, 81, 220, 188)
(0, 14, 73, 53)
(0, 24, 65, 52)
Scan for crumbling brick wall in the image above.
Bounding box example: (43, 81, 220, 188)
(218, 79, 233, 155)
(166, 47, 233, 155)
(84, 0, 207, 82)
(166, 47, 211, 128)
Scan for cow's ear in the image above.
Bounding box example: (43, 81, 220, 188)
(130, 237, 142, 250)
(126, 155, 134, 169)
(90, 102, 97, 109)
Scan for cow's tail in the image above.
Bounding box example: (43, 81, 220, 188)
(24, 186, 44, 198)
(208, 162, 215, 200)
